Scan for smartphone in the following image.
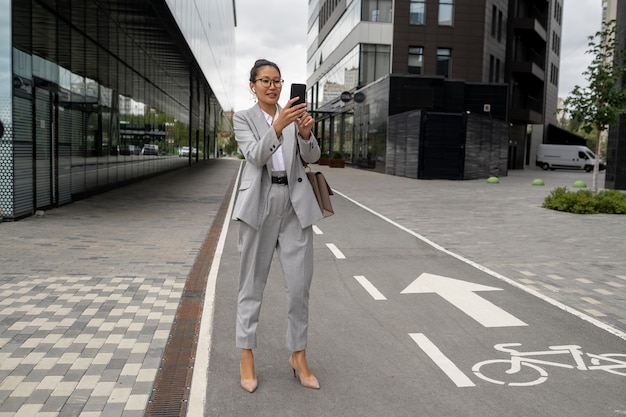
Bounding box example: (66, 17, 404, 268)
(290, 83, 307, 106)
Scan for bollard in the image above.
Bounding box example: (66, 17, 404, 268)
(573, 180, 587, 188)
(487, 176, 500, 184)
(531, 179, 545, 186)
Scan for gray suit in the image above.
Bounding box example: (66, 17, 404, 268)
(232, 103, 322, 351)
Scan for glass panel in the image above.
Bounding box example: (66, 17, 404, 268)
(362, 0, 392, 23)
(359, 44, 391, 86)
(438, 0, 454, 26)
(437, 48, 452, 78)
(0, 0, 11, 216)
(410, 1, 426, 25)
(408, 46, 423, 74)
(343, 113, 353, 162)
(0, 0, 10, 98)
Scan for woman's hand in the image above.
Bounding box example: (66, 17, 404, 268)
(273, 97, 312, 138)
(295, 109, 315, 140)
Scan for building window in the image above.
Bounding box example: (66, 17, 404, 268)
(554, 1, 562, 24)
(491, 6, 503, 41)
(362, 0, 393, 23)
(360, 44, 391, 85)
(408, 46, 424, 74)
(410, 0, 426, 25)
(489, 55, 501, 83)
(550, 63, 559, 85)
(438, 0, 454, 26)
(436, 48, 451, 78)
(552, 31, 561, 55)
(495, 58, 500, 82)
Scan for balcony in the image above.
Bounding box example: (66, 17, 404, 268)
(509, 107, 543, 124)
(509, 93, 543, 124)
(510, 60, 545, 82)
(510, 1, 548, 32)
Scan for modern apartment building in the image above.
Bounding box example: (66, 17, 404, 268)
(306, 0, 563, 179)
(0, 0, 236, 220)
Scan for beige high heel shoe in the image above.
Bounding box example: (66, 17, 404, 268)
(240, 350, 258, 393)
(289, 353, 320, 390)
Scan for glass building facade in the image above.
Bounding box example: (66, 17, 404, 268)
(0, 0, 236, 220)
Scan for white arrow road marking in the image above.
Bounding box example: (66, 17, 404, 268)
(326, 243, 346, 259)
(313, 225, 323, 235)
(401, 273, 527, 328)
(354, 276, 387, 300)
(410, 333, 476, 388)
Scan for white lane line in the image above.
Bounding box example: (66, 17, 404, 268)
(354, 276, 387, 300)
(333, 189, 626, 342)
(313, 225, 323, 234)
(409, 333, 476, 388)
(326, 243, 346, 259)
(188, 162, 241, 414)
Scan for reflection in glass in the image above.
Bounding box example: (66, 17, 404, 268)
(437, 48, 452, 78)
(410, 0, 426, 25)
(0, 0, 11, 97)
(438, 0, 454, 26)
(6, 0, 233, 218)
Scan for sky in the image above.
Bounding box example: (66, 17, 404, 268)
(232, 0, 603, 112)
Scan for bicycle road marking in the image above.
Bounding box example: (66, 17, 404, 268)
(409, 333, 476, 388)
(471, 342, 626, 386)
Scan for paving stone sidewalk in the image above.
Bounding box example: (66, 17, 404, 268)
(0, 159, 240, 417)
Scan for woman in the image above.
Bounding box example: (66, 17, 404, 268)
(232, 59, 323, 393)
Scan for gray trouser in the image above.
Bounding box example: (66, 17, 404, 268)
(236, 183, 314, 351)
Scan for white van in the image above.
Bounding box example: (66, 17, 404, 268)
(536, 144, 605, 172)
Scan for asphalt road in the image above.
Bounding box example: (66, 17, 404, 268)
(203, 170, 626, 417)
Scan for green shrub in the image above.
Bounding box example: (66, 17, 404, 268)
(542, 187, 626, 214)
(594, 190, 626, 214)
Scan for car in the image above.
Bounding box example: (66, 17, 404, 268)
(179, 146, 197, 157)
(536, 144, 605, 172)
(141, 144, 159, 155)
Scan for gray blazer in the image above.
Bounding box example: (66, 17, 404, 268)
(232, 103, 323, 230)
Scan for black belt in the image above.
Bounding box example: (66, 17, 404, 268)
(271, 176, 288, 185)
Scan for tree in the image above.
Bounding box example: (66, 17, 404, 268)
(562, 20, 626, 193)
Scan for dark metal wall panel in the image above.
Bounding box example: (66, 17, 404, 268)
(419, 112, 465, 180)
(70, 110, 86, 197)
(57, 104, 72, 204)
(387, 109, 421, 179)
(606, 113, 626, 190)
(464, 113, 509, 179)
(13, 96, 34, 217)
(405, 113, 420, 179)
(386, 115, 398, 176)
(35, 88, 52, 209)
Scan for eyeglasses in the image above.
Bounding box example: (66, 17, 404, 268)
(254, 78, 284, 88)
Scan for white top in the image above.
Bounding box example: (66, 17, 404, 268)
(262, 105, 285, 172)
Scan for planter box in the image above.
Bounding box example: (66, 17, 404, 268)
(317, 157, 330, 165)
(329, 158, 345, 168)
